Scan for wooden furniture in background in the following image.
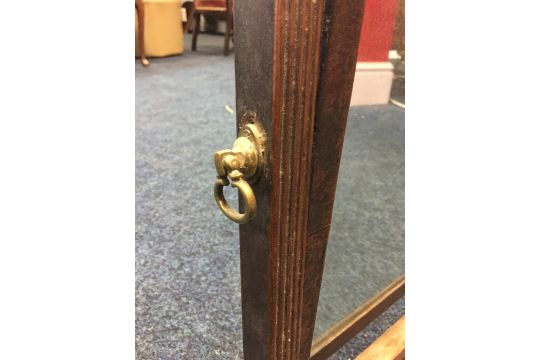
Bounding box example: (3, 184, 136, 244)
(182, 1, 195, 33)
(191, 0, 233, 56)
(135, 0, 149, 66)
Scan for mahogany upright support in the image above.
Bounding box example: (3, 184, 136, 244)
(233, 0, 366, 359)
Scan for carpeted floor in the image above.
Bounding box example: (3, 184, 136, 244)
(136, 33, 404, 360)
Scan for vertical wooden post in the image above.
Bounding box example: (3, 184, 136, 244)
(234, 1, 365, 359)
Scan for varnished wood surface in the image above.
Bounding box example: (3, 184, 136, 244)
(269, 0, 326, 358)
(234, 0, 366, 359)
(299, 1, 366, 357)
(234, 0, 276, 357)
(354, 316, 405, 360)
(310, 276, 404, 360)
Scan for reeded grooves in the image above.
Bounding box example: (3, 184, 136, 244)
(271, 0, 325, 359)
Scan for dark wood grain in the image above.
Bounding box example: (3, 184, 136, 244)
(234, 0, 366, 359)
(300, 1, 366, 357)
(234, 0, 276, 358)
(269, 1, 326, 359)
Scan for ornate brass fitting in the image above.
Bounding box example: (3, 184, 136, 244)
(214, 122, 266, 224)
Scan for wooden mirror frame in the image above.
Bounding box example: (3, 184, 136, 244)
(232, 0, 404, 359)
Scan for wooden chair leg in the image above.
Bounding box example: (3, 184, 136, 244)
(136, 0, 149, 66)
(224, 15, 232, 56)
(183, 2, 195, 33)
(192, 13, 201, 51)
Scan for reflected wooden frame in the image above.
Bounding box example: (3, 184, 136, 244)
(354, 316, 405, 360)
(311, 276, 405, 360)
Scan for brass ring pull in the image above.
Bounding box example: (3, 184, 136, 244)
(213, 122, 265, 224)
(214, 171, 256, 224)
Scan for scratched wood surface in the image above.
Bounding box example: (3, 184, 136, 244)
(234, 0, 366, 359)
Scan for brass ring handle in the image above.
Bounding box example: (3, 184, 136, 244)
(214, 173, 257, 224)
(213, 122, 265, 224)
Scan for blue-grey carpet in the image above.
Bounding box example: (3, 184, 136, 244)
(136, 33, 404, 360)
(315, 104, 405, 340)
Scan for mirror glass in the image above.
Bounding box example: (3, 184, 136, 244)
(313, 73, 405, 340)
(313, 0, 406, 345)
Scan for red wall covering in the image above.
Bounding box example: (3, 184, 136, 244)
(357, 0, 399, 62)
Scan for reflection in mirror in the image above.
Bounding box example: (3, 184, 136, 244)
(313, 103, 405, 340)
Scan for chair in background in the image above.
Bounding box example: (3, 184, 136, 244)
(191, 0, 233, 56)
(135, 0, 149, 66)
